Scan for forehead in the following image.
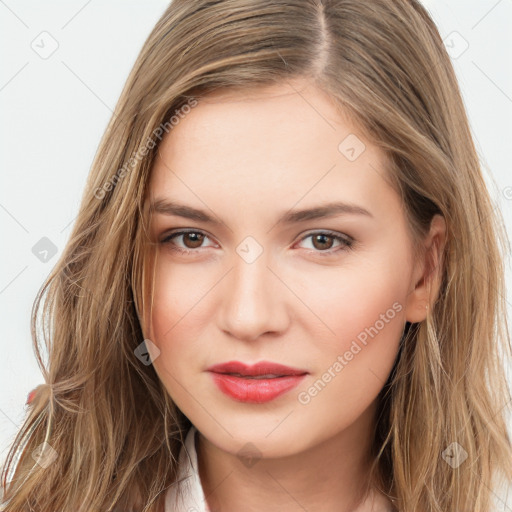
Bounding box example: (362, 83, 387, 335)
(148, 81, 397, 222)
(180, 80, 355, 135)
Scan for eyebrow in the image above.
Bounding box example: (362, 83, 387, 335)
(149, 198, 373, 226)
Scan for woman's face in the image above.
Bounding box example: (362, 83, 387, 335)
(145, 79, 433, 457)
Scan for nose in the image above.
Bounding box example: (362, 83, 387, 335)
(218, 250, 289, 342)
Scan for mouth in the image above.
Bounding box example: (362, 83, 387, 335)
(219, 372, 289, 379)
(206, 360, 308, 403)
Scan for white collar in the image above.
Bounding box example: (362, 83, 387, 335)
(165, 426, 210, 512)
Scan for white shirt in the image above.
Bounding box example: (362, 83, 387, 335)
(165, 426, 211, 512)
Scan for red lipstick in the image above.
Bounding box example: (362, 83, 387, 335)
(207, 361, 308, 403)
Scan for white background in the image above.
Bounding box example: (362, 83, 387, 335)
(1, 0, 511, 507)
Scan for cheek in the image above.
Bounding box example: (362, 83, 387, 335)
(147, 264, 199, 372)
(147, 260, 223, 382)
(294, 259, 406, 346)
(149, 259, 214, 338)
(334, 280, 405, 357)
(148, 293, 206, 408)
(294, 263, 407, 416)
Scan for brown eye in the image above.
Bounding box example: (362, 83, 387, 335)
(181, 232, 205, 249)
(297, 231, 354, 256)
(160, 230, 215, 254)
(311, 233, 335, 251)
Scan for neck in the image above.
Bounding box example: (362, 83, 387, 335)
(196, 400, 392, 512)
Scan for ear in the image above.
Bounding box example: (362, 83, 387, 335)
(405, 214, 447, 323)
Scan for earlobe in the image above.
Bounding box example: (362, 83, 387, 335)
(404, 214, 447, 323)
(405, 298, 430, 324)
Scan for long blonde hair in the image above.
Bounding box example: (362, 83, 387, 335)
(2, 1, 511, 511)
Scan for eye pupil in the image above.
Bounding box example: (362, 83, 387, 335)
(184, 232, 204, 248)
(312, 234, 334, 251)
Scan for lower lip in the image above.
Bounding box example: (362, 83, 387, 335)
(209, 372, 307, 403)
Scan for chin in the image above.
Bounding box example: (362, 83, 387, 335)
(196, 412, 316, 458)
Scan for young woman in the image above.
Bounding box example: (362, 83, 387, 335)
(2, 1, 511, 511)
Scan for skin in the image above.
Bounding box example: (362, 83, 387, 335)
(144, 78, 446, 512)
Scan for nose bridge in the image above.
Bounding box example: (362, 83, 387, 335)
(219, 242, 286, 340)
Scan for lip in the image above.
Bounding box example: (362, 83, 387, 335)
(207, 360, 308, 403)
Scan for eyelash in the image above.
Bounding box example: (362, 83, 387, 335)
(159, 229, 354, 257)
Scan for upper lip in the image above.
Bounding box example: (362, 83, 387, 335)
(207, 360, 308, 377)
